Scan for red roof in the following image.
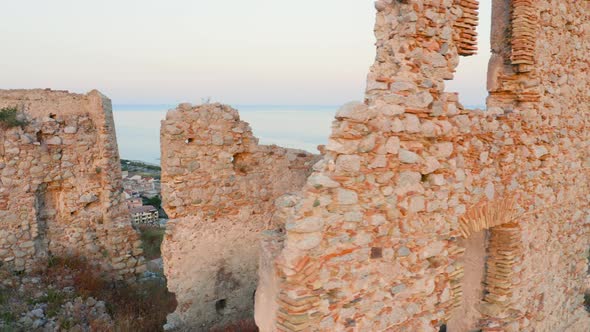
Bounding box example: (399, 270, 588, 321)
(130, 205, 157, 214)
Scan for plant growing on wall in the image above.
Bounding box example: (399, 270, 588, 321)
(0, 107, 27, 128)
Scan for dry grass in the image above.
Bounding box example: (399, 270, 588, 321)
(41, 255, 177, 332)
(211, 319, 259, 332)
(138, 225, 166, 260)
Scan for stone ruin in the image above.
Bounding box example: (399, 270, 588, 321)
(0, 89, 144, 279)
(160, 103, 319, 330)
(0, 0, 588, 331)
(253, 0, 590, 331)
(154, 0, 588, 331)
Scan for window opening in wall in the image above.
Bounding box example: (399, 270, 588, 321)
(446, 0, 492, 109)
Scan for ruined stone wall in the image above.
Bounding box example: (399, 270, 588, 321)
(0, 89, 145, 280)
(256, 1, 590, 331)
(160, 103, 319, 330)
(483, 1, 590, 330)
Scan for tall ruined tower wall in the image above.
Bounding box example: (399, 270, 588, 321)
(256, 1, 590, 331)
(160, 103, 320, 330)
(0, 89, 145, 279)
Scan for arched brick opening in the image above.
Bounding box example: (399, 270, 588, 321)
(448, 198, 522, 331)
(448, 0, 543, 327)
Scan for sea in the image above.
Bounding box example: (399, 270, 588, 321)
(113, 103, 486, 165)
(112, 105, 338, 165)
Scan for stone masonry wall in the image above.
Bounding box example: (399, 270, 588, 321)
(160, 103, 319, 330)
(256, 1, 590, 331)
(0, 89, 145, 280)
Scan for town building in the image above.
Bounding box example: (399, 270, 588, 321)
(130, 205, 159, 225)
(122, 174, 160, 198)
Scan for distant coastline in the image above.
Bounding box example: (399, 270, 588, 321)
(113, 104, 340, 112)
(113, 103, 487, 165)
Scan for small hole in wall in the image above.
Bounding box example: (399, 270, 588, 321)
(185, 138, 194, 144)
(438, 324, 447, 332)
(49, 113, 56, 119)
(215, 299, 227, 315)
(370, 247, 383, 259)
(232, 153, 253, 175)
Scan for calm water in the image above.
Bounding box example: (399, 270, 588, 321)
(113, 105, 337, 165)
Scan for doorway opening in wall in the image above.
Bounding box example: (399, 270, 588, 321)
(446, 0, 492, 110)
(448, 230, 491, 331)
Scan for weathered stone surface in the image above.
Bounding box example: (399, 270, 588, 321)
(0, 89, 143, 279)
(255, 1, 590, 332)
(160, 103, 319, 330)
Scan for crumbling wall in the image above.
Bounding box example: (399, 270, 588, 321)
(160, 103, 319, 330)
(0, 89, 145, 280)
(256, 1, 590, 331)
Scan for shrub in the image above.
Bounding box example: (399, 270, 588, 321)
(42, 255, 176, 331)
(105, 279, 176, 332)
(143, 196, 162, 210)
(0, 288, 7, 306)
(0, 107, 27, 128)
(28, 289, 67, 318)
(211, 319, 259, 332)
(138, 226, 166, 260)
(0, 311, 16, 323)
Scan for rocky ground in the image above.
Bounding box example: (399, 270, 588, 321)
(0, 255, 173, 332)
(0, 270, 112, 331)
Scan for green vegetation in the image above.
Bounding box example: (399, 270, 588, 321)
(0, 311, 16, 323)
(138, 226, 166, 260)
(120, 159, 161, 172)
(43, 255, 175, 331)
(0, 288, 7, 306)
(143, 195, 162, 210)
(121, 159, 161, 180)
(1, 253, 176, 331)
(0, 107, 27, 128)
(28, 289, 67, 318)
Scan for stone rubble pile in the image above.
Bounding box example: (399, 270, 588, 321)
(13, 297, 113, 332)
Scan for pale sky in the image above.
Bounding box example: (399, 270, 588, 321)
(0, 0, 491, 106)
